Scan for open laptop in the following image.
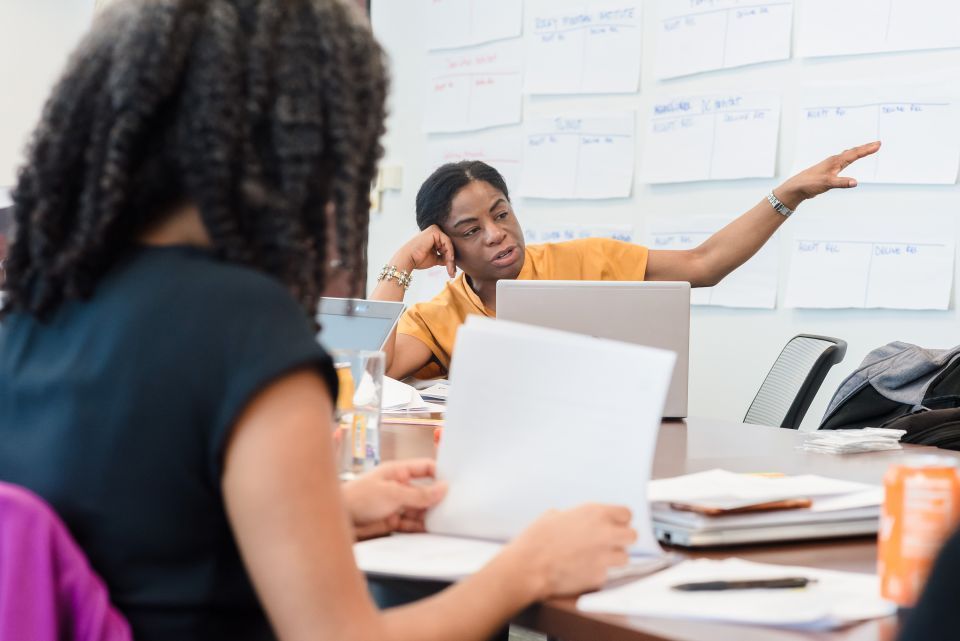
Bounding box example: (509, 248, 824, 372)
(496, 281, 690, 418)
(316, 297, 404, 352)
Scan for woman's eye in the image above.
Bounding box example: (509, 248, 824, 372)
(496, 212, 508, 220)
(464, 228, 479, 237)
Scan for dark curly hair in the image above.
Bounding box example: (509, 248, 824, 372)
(415, 161, 510, 231)
(2, 0, 387, 319)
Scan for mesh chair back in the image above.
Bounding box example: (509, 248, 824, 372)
(744, 334, 847, 429)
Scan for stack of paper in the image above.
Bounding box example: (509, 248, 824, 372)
(648, 470, 882, 546)
(801, 428, 905, 455)
(577, 558, 896, 631)
(355, 316, 676, 578)
(381, 377, 445, 415)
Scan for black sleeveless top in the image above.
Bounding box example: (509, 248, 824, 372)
(0, 245, 337, 641)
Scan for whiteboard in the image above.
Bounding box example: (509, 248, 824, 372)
(363, 2, 960, 429)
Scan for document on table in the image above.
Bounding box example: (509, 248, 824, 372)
(792, 89, 960, 185)
(798, 0, 960, 58)
(641, 93, 780, 183)
(646, 214, 778, 309)
(524, 224, 635, 244)
(424, 40, 523, 133)
(577, 558, 896, 630)
(647, 469, 878, 509)
(424, 0, 522, 51)
(380, 377, 446, 414)
(425, 128, 523, 192)
(654, 0, 793, 79)
(520, 113, 635, 199)
(524, 0, 642, 94)
(784, 213, 955, 310)
(354, 533, 670, 582)
(428, 316, 674, 554)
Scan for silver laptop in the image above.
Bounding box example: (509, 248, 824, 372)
(316, 298, 404, 352)
(496, 281, 690, 418)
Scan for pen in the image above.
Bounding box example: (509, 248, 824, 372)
(671, 577, 817, 591)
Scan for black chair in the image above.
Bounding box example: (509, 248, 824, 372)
(743, 334, 847, 430)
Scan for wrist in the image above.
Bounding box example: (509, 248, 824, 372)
(388, 253, 416, 273)
(773, 184, 804, 211)
(488, 541, 548, 604)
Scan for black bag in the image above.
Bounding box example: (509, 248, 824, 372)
(879, 408, 960, 451)
(819, 345, 960, 431)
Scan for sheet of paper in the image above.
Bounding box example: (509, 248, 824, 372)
(799, 0, 960, 58)
(646, 215, 778, 308)
(354, 533, 502, 581)
(424, 39, 523, 133)
(793, 91, 960, 184)
(424, 0, 522, 51)
(641, 93, 780, 183)
(647, 469, 876, 506)
(524, 1, 642, 94)
(654, 0, 793, 79)
(428, 316, 675, 555)
(784, 213, 956, 310)
(578, 558, 896, 630)
(424, 128, 523, 192)
(520, 113, 635, 199)
(354, 533, 672, 582)
(0, 187, 11, 209)
(524, 223, 635, 244)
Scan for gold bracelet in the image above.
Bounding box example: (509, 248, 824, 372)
(378, 264, 412, 290)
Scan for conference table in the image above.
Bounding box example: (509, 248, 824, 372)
(380, 416, 960, 641)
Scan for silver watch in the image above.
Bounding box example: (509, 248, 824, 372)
(766, 190, 794, 218)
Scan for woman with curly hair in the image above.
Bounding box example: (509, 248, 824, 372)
(0, 2, 636, 641)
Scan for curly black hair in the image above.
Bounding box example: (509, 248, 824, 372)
(2, 0, 387, 319)
(415, 161, 510, 231)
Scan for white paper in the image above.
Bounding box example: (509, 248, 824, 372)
(424, 40, 523, 133)
(793, 92, 960, 185)
(520, 113, 635, 199)
(525, 1, 642, 94)
(0, 187, 11, 209)
(578, 558, 896, 630)
(524, 223, 635, 244)
(646, 214, 778, 308)
(799, 0, 960, 58)
(647, 469, 876, 507)
(428, 316, 675, 555)
(424, 0, 522, 51)
(641, 93, 780, 183)
(354, 533, 502, 581)
(655, 0, 793, 79)
(425, 128, 523, 193)
(354, 533, 672, 582)
(380, 377, 446, 414)
(784, 214, 956, 310)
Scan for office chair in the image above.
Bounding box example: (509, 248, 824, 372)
(743, 334, 847, 430)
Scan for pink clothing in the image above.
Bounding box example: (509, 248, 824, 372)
(0, 482, 132, 641)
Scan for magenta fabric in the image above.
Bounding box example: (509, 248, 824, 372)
(0, 482, 132, 641)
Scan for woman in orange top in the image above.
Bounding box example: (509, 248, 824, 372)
(374, 144, 880, 380)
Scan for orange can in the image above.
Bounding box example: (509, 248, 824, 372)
(879, 455, 960, 607)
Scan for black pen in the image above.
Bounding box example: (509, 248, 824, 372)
(671, 577, 817, 591)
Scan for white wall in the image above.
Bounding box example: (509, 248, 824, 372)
(370, 0, 960, 430)
(0, 0, 95, 188)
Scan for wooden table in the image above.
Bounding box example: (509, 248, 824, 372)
(380, 417, 960, 641)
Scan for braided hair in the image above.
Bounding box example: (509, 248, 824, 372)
(2, 0, 387, 319)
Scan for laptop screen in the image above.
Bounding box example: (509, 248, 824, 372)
(316, 298, 404, 352)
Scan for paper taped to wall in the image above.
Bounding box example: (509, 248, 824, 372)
(524, 0, 642, 94)
(641, 93, 780, 183)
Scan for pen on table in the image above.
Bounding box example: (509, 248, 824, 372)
(671, 577, 817, 591)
